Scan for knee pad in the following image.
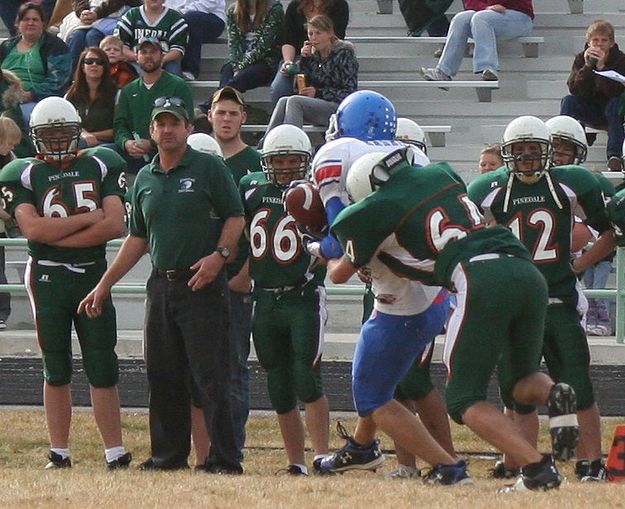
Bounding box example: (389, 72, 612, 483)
(42, 351, 72, 386)
(293, 364, 324, 405)
(267, 367, 297, 414)
(83, 348, 119, 388)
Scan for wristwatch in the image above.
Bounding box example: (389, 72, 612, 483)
(215, 246, 231, 259)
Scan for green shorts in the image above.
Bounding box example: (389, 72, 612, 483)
(26, 257, 118, 387)
(252, 284, 326, 414)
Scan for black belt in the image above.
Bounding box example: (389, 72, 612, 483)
(153, 268, 195, 281)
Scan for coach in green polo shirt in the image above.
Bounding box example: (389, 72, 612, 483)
(80, 97, 245, 474)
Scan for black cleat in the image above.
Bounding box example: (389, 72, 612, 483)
(423, 459, 473, 486)
(107, 451, 132, 470)
(499, 454, 562, 492)
(491, 460, 519, 479)
(319, 422, 384, 473)
(547, 383, 579, 461)
(45, 451, 71, 470)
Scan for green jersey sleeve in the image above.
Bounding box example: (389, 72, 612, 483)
(0, 158, 37, 215)
(607, 190, 625, 246)
(80, 147, 128, 199)
(205, 153, 244, 219)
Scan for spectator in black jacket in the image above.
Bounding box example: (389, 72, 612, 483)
(561, 20, 625, 172)
(264, 14, 357, 136)
(269, 0, 348, 107)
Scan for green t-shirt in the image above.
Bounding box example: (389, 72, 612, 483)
(0, 146, 127, 262)
(1, 42, 45, 91)
(468, 165, 610, 302)
(116, 6, 188, 55)
(225, 146, 261, 280)
(239, 171, 326, 288)
(129, 147, 244, 270)
(331, 161, 530, 289)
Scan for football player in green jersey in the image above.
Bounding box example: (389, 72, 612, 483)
(468, 115, 610, 482)
(0, 97, 130, 469)
(331, 148, 579, 491)
(239, 125, 329, 476)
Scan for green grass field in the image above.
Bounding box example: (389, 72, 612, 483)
(1, 409, 624, 508)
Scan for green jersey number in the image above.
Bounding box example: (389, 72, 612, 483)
(250, 208, 301, 263)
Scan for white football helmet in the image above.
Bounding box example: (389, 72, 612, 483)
(261, 125, 312, 188)
(346, 151, 395, 203)
(501, 115, 552, 183)
(396, 117, 427, 155)
(30, 97, 81, 161)
(188, 133, 223, 157)
(545, 115, 587, 165)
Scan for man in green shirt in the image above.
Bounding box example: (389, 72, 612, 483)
(113, 36, 193, 176)
(80, 98, 245, 473)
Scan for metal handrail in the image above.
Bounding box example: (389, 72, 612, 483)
(1, 238, 623, 343)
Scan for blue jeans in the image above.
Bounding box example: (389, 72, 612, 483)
(228, 290, 253, 461)
(437, 9, 533, 76)
(181, 10, 225, 78)
(270, 62, 296, 108)
(220, 61, 276, 92)
(561, 94, 624, 159)
(583, 260, 613, 328)
(67, 24, 113, 74)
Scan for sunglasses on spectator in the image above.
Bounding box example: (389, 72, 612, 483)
(153, 97, 185, 108)
(83, 58, 105, 66)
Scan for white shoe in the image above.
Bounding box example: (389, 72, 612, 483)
(384, 464, 421, 479)
(182, 71, 196, 81)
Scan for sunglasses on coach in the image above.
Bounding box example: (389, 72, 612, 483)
(83, 58, 105, 66)
(153, 96, 185, 108)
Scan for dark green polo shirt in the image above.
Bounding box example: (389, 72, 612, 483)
(129, 147, 244, 270)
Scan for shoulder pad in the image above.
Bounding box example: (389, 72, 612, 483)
(79, 146, 126, 168)
(0, 157, 39, 184)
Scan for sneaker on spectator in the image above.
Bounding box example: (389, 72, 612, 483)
(421, 67, 451, 82)
(607, 156, 623, 172)
(0, 320, 6, 330)
(107, 451, 132, 470)
(45, 451, 71, 469)
(499, 455, 562, 492)
(592, 324, 611, 336)
(182, 71, 197, 81)
(423, 459, 473, 485)
(385, 464, 421, 479)
(318, 422, 384, 473)
(547, 382, 579, 461)
(481, 69, 499, 81)
(490, 460, 519, 479)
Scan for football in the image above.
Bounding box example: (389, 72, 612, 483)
(284, 182, 327, 233)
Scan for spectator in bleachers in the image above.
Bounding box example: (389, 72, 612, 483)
(0, 3, 72, 124)
(166, 0, 226, 81)
(561, 20, 625, 172)
(0, 0, 55, 37)
(65, 47, 117, 147)
(478, 143, 503, 173)
(421, 1, 534, 83)
(113, 35, 193, 175)
(264, 15, 356, 137)
(270, 0, 349, 108)
(66, 1, 141, 74)
(100, 34, 138, 87)
(116, 0, 188, 77)
(219, 0, 283, 93)
(401, 0, 452, 38)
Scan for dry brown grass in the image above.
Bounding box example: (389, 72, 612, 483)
(1, 409, 624, 509)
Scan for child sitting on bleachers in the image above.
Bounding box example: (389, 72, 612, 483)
(100, 35, 138, 88)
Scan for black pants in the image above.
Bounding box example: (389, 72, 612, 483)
(398, 0, 453, 35)
(144, 270, 240, 469)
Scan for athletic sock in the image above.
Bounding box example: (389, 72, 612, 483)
(105, 446, 127, 463)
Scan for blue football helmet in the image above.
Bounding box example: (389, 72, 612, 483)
(334, 90, 397, 141)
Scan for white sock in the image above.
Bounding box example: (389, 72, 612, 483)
(105, 446, 127, 463)
(50, 448, 70, 459)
